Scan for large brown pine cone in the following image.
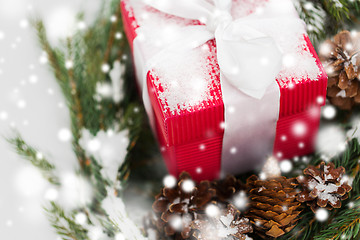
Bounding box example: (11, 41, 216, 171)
(245, 175, 301, 239)
(319, 30, 360, 110)
(151, 172, 216, 239)
(296, 162, 352, 212)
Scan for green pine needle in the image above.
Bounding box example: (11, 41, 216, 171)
(7, 132, 60, 185)
(45, 202, 89, 240)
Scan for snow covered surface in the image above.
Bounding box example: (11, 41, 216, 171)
(126, 0, 321, 115)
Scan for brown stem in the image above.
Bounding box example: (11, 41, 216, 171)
(103, 4, 122, 64)
(66, 38, 86, 169)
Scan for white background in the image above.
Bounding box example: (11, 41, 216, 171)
(0, 0, 102, 238)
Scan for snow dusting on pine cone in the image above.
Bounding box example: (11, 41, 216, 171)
(191, 204, 253, 240)
(296, 161, 352, 212)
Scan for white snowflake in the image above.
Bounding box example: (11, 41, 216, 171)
(163, 175, 177, 188)
(315, 208, 329, 222)
(58, 128, 72, 142)
(316, 125, 346, 157)
(233, 191, 248, 211)
(181, 179, 195, 192)
(322, 105, 336, 120)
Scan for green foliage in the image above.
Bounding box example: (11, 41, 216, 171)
(314, 201, 360, 240)
(279, 138, 360, 240)
(31, 0, 131, 174)
(7, 133, 59, 185)
(8, 0, 149, 238)
(45, 202, 89, 240)
(295, 0, 360, 46)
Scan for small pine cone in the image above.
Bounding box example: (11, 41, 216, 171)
(211, 175, 246, 204)
(152, 172, 216, 239)
(245, 175, 301, 239)
(319, 30, 360, 110)
(191, 204, 253, 240)
(296, 162, 352, 212)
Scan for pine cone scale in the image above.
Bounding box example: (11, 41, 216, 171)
(266, 225, 285, 238)
(338, 71, 349, 89)
(246, 175, 301, 238)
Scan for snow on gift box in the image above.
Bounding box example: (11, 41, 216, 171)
(120, 0, 327, 181)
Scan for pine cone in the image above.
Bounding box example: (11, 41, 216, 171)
(211, 175, 246, 204)
(152, 172, 216, 239)
(296, 162, 352, 212)
(191, 204, 253, 240)
(319, 30, 360, 110)
(245, 175, 301, 239)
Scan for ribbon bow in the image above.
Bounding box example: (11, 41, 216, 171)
(145, 0, 286, 99)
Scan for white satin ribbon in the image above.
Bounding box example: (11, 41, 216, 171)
(131, 0, 306, 175)
(145, 0, 283, 99)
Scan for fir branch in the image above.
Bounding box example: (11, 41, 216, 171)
(7, 133, 59, 185)
(33, 19, 90, 172)
(45, 202, 89, 240)
(295, 0, 360, 45)
(103, 3, 122, 64)
(32, 20, 70, 96)
(280, 138, 360, 239)
(294, 0, 327, 43)
(88, 157, 109, 216)
(314, 199, 360, 239)
(320, 0, 349, 21)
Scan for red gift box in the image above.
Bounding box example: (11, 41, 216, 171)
(121, 0, 327, 180)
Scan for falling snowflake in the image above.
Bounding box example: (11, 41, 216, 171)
(322, 105, 336, 120)
(280, 160, 293, 173)
(315, 208, 329, 222)
(316, 125, 346, 157)
(58, 128, 72, 142)
(163, 175, 177, 188)
(181, 179, 195, 193)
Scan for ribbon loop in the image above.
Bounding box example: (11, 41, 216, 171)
(144, 0, 284, 99)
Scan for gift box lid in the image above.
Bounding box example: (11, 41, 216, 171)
(121, 0, 327, 146)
